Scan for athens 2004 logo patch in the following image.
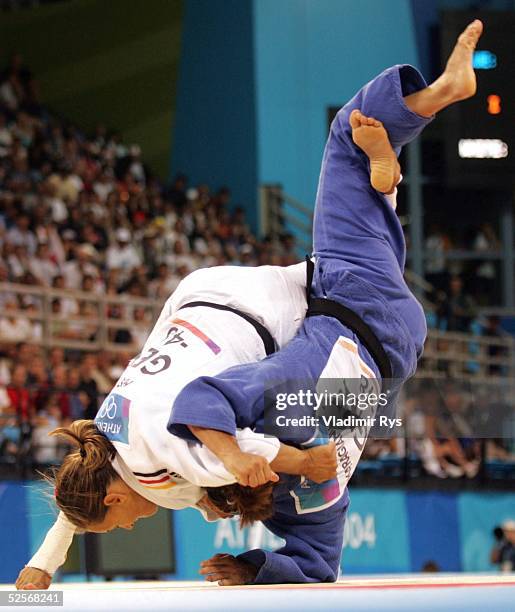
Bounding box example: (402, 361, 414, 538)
(94, 394, 131, 445)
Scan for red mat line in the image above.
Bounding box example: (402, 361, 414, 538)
(217, 581, 515, 591)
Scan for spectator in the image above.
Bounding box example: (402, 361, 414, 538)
(48, 347, 65, 371)
(483, 315, 508, 376)
(6, 364, 33, 455)
(425, 224, 449, 292)
(0, 300, 33, 342)
(88, 352, 115, 395)
(23, 302, 42, 341)
(62, 243, 100, 290)
(0, 111, 12, 157)
(1, 53, 34, 105)
(29, 242, 59, 286)
(106, 227, 141, 283)
(166, 173, 187, 210)
(167, 239, 196, 272)
(49, 365, 70, 420)
(0, 384, 11, 414)
(31, 399, 62, 465)
(66, 367, 88, 421)
(472, 223, 499, 303)
(0, 71, 22, 114)
(51, 275, 78, 316)
(49, 298, 70, 340)
(66, 301, 98, 342)
(78, 356, 99, 420)
(41, 179, 68, 224)
(422, 382, 481, 478)
(437, 275, 476, 332)
(130, 307, 151, 350)
(491, 521, 515, 572)
(149, 262, 181, 298)
(6, 213, 36, 255)
(0, 403, 21, 464)
(47, 163, 83, 205)
(27, 355, 50, 411)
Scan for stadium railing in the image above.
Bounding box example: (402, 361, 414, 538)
(0, 281, 162, 353)
(0, 282, 514, 380)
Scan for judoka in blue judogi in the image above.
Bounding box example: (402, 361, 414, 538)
(168, 64, 433, 584)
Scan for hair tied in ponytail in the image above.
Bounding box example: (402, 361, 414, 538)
(46, 420, 119, 529)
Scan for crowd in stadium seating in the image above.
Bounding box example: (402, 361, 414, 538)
(0, 343, 122, 470)
(0, 54, 298, 472)
(0, 55, 513, 480)
(423, 221, 503, 330)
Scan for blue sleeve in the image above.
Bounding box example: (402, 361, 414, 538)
(237, 500, 347, 584)
(167, 327, 333, 443)
(167, 367, 264, 442)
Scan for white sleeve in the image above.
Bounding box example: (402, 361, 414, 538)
(167, 428, 280, 488)
(234, 428, 281, 461)
(27, 512, 77, 576)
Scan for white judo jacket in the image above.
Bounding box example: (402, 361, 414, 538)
(29, 263, 308, 574)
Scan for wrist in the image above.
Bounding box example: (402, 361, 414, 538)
(25, 566, 52, 578)
(236, 558, 259, 584)
(218, 446, 244, 464)
(302, 448, 315, 475)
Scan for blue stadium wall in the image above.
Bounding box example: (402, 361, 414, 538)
(2, 482, 514, 582)
(252, 0, 419, 221)
(171, 0, 419, 232)
(171, 0, 258, 227)
(171, 0, 512, 235)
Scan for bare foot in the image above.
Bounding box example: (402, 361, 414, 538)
(438, 19, 483, 102)
(349, 110, 400, 194)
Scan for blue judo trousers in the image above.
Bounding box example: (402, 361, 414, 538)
(168, 65, 433, 584)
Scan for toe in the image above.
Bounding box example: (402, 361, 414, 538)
(349, 109, 362, 129)
(470, 19, 483, 35)
(461, 19, 483, 47)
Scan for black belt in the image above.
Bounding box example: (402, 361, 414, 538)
(307, 298, 392, 382)
(178, 301, 276, 356)
(305, 256, 392, 382)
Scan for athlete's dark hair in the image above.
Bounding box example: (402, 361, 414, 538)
(206, 482, 275, 527)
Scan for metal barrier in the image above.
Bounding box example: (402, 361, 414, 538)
(0, 281, 513, 379)
(260, 184, 313, 255)
(420, 327, 515, 382)
(0, 281, 163, 354)
(260, 184, 438, 311)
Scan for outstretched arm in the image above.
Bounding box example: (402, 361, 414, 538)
(16, 512, 77, 589)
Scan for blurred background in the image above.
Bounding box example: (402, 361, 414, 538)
(0, 0, 513, 584)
